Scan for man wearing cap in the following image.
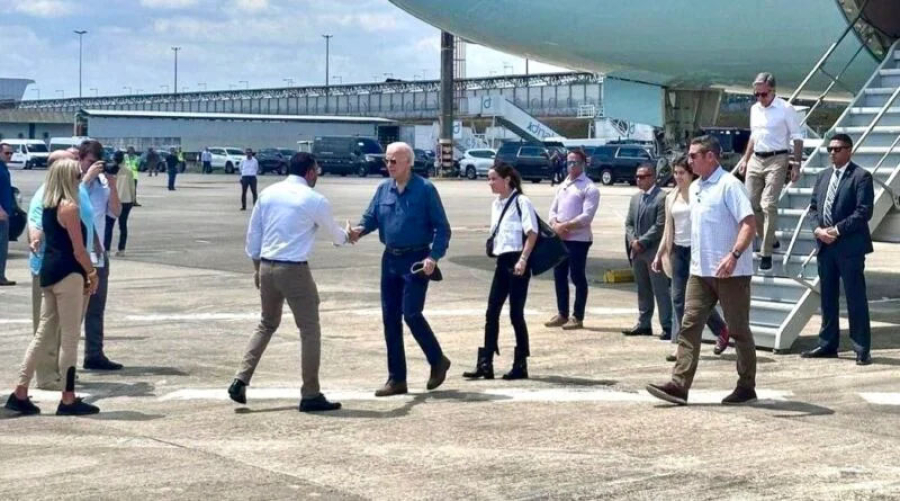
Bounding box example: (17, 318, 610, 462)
(736, 72, 803, 271)
(350, 141, 453, 397)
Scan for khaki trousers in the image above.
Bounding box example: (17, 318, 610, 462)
(672, 275, 756, 391)
(19, 273, 85, 388)
(745, 153, 788, 257)
(235, 262, 322, 398)
(32, 274, 61, 387)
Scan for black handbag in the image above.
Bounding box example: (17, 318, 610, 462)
(486, 193, 520, 258)
(515, 202, 568, 276)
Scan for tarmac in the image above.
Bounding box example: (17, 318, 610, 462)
(1, 171, 900, 500)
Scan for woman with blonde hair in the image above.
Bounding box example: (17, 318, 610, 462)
(5, 159, 100, 416)
(652, 155, 730, 362)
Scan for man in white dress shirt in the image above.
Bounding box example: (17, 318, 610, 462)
(736, 72, 804, 271)
(239, 148, 259, 211)
(647, 135, 758, 406)
(228, 152, 346, 412)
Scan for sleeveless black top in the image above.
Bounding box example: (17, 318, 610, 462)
(40, 205, 88, 287)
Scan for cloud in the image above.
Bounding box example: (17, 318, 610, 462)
(10, 0, 75, 17)
(140, 0, 200, 8)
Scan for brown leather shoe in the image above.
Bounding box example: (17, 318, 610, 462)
(721, 386, 757, 405)
(561, 318, 583, 330)
(374, 380, 408, 397)
(646, 382, 688, 405)
(544, 314, 568, 327)
(427, 356, 451, 390)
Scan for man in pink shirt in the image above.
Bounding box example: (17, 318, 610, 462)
(545, 149, 600, 330)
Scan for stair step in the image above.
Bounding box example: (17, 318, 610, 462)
(750, 324, 780, 340)
(783, 187, 813, 196)
(751, 299, 796, 313)
(774, 230, 815, 241)
(751, 276, 806, 289)
(777, 208, 806, 217)
(863, 87, 900, 95)
(833, 125, 900, 134)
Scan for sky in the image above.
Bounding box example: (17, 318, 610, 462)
(2, 0, 567, 100)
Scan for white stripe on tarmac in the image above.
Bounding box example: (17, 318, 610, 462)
(860, 393, 900, 406)
(159, 387, 793, 405)
(123, 307, 640, 323)
(0, 319, 31, 325)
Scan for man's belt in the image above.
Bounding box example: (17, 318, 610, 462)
(754, 150, 790, 158)
(385, 245, 431, 256)
(261, 258, 307, 265)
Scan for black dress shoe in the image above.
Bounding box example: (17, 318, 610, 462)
(299, 394, 341, 412)
(83, 356, 123, 371)
(856, 352, 873, 366)
(659, 330, 672, 341)
(646, 382, 688, 405)
(56, 397, 100, 416)
(759, 256, 773, 271)
(0, 279, 16, 286)
(427, 355, 452, 390)
(375, 380, 408, 397)
(4, 394, 41, 415)
(228, 379, 247, 404)
(722, 386, 757, 405)
(622, 326, 653, 336)
(800, 346, 838, 359)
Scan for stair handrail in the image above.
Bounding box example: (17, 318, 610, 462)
(782, 206, 811, 268)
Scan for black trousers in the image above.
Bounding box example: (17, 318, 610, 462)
(553, 240, 591, 320)
(104, 203, 134, 252)
(817, 246, 871, 354)
(241, 176, 258, 209)
(484, 252, 531, 356)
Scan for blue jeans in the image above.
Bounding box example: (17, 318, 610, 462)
(381, 249, 443, 382)
(670, 245, 726, 342)
(553, 240, 591, 321)
(84, 254, 110, 359)
(0, 217, 8, 280)
(167, 169, 177, 190)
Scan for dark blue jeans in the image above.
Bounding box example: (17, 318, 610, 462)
(381, 249, 443, 382)
(671, 245, 726, 342)
(553, 240, 591, 321)
(167, 169, 177, 190)
(84, 254, 110, 360)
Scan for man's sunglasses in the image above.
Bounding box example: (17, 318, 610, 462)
(635, 174, 652, 180)
(688, 151, 707, 159)
(384, 158, 399, 165)
(754, 92, 770, 98)
(827, 146, 849, 153)
(566, 160, 584, 166)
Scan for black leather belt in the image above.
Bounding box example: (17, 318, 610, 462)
(754, 150, 789, 158)
(261, 258, 307, 265)
(385, 245, 430, 256)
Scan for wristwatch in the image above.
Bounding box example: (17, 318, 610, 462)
(731, 250, 742, 260)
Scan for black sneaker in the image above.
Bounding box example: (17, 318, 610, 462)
(4, 394, 41, 415)
(759, 256, 773, 271)
(56, 397, 100, 416)
(83, 357, 124, 371)
(299, 394, 341, 413)
(721, 386, 757, 405)
(228, 379, 247, 404)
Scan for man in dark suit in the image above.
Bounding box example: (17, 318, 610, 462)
(623, 164, 672, 338)
(802, 133, 874, 365)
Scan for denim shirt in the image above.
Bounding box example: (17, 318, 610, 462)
(28, 184, 95, 276)
(359, 174, 451, 260)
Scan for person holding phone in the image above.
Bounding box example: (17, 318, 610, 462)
(464, 163, 538, 380)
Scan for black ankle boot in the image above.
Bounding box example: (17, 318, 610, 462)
(462, 347, 494, 379)
(502, 347, 529, 380)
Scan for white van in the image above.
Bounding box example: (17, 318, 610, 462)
(49, 136, 92, 153)
(4, 139, 51, 170)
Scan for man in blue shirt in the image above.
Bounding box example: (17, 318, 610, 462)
(351, 142, 452, 397)
(0, 143, 16, 286)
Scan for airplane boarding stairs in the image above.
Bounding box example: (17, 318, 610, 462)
(467, 95, 565, 142)
(748, 39, 900, 352)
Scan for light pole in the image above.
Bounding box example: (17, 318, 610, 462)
(74, 30, 87, 98)
(171, 46, 181, 95)
(525, 58, 530, 75)
(322, 34, 332, 113)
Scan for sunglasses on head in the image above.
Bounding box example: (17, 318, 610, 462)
(827, 146, 849, 153)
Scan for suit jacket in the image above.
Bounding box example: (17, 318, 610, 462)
(653, 189, 684, 278)
(625, 186, 667, 261)
(807, 161, 874, 256)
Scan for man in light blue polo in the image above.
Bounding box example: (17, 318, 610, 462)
(27, 149, 96, 389)
(647, 135, 758, 406)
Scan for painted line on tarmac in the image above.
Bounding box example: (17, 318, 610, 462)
(0, 319, 31, 325)
(159, 387, 793, 405)
(860, 393, 900, 406)
(123, 306, 640, 323)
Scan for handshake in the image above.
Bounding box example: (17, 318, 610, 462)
(345, 220, 364, 244)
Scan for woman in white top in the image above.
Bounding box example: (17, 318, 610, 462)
(464, 163, 539, 380)
(652, 156, 729, 361)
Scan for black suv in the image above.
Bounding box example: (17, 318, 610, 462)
(312, 136, 384, 177)
(586, 144, 657, 185)
(494, 142, 560, 183)
(257, 148, 291, 175)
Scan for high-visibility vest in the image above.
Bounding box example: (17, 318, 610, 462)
(124, 154, 140, 174)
